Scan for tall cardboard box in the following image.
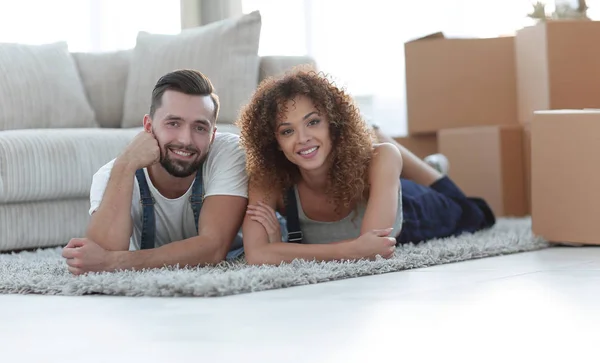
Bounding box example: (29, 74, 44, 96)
(405, 33, 517, 134)
(531, 110, 600, 245)
(438, 125, 527, 217)
(523, 122, 531, 214)
(393, 134, 437, 160)
(516, 20, 600, 124)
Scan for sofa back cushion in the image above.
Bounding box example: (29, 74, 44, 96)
(0, 41, 97, 130)
(258, 56, 317, 84)
(120, 11, 262, 128)
(72, 50, 132, 128)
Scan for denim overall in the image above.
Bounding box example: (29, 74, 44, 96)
(134, 167, 245, 260)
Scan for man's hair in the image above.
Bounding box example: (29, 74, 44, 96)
(149, 69, 220, 121)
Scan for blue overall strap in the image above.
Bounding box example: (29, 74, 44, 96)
(135, 169, 156, 250)
(189, 166, 204, 231)
(284, 187, 303, 243)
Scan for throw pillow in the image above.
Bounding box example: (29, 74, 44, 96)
(73, 50, 132, 128)
(0, 41, 97, 130)
(121, 11, 262, 128)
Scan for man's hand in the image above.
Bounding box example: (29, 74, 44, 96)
(118, 130, 160, 170)
(62, 238, 118, 275)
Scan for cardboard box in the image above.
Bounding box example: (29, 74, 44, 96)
(516, 20, 600, 124)
(404, 32, 517, 134)
(523, 122, 531, 214)
(393, 134, 438, 159)
(531, 110, 600, 245)
(438, 125, 527, 217)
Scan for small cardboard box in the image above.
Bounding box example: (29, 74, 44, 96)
(531, 110, 600, 245)
(516, 20, 600, 124)
(438, 125, 527, 217)
(404, 32, 517, 134)
(393, 134, 438, 160)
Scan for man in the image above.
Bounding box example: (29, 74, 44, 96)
(62, 69, 248, 275)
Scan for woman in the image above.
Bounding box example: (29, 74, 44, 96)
(236, 68, 495, 266)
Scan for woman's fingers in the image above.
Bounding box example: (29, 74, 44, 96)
(249, 211, 272, 230)
(257, 201, 275, 213)
(250, 214, 279, 239)
(248, 205, 278, 231)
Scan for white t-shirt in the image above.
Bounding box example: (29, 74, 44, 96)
(89, 132, 248, 251)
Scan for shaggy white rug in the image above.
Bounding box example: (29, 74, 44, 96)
(0, 217, 548, 297)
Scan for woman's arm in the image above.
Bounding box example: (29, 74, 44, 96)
(242, 184, 395, 265)
(361, 143, 403, 235)
(242, 185, 353, 265)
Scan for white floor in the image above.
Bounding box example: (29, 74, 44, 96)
(3, 246, 600, 363)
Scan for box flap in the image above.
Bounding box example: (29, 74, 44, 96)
(406, 31, 445, 43)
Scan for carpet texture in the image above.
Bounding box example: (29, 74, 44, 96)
(0, 217, 548, 297)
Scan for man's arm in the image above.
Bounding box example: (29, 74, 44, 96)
(86, 130, 160, 251)
(86, 158, 136, 251)
(108, 134, 250, 269)
(111, 194, 247, 270)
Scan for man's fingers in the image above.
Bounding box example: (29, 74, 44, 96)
(65, 238, 86, 249)
(67, 266, 83, 276)
(61, 247, 79, 259)
(65, 258, 82, 268)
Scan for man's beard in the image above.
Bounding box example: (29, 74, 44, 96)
(159, 142, 206, 178)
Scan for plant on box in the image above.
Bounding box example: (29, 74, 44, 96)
(527, 0, 589, 22)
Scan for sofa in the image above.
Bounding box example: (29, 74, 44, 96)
(0, 10, 315, 252)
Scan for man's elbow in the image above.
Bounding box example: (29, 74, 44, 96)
(204, 239, 232, 265)
(209, 248, 228, 265)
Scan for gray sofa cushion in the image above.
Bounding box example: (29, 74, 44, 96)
(0, 198, 90, 251)
(73, 50, 132, 128)
(0, 128, 141, 203)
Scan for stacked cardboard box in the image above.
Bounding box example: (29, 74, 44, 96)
(405, 32, 517, 134)
(531, 110, 600, 245)
(403, 20, 600, 224)
(404, 32, 525, 217)
(392, 134, 437, 160)
(515, 20, 600, 216)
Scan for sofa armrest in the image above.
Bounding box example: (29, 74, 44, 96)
(258, 56, 317, 83)
(0, 128, 141, 203)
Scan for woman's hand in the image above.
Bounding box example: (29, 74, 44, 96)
(247, 202, 282, 243)
(348, 228, 396, 260)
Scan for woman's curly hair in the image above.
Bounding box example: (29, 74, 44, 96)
(236, 67, 375, 214)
